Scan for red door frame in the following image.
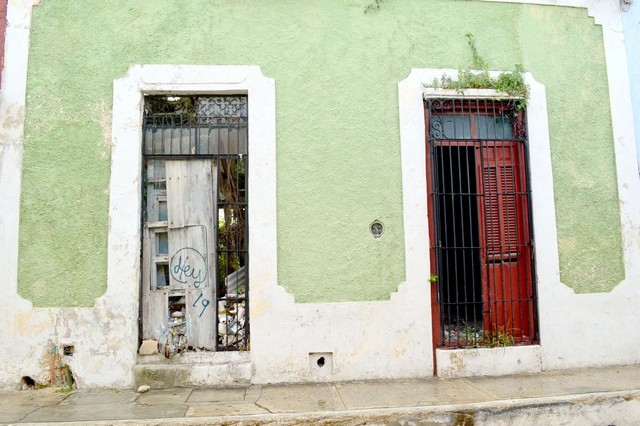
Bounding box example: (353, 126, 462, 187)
(425, 99, 535, 374)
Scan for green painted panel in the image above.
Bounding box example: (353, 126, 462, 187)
(517, 5, 624, 292)
(18, 0, 623, 306)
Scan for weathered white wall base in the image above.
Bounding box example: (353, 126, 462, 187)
(437, 346, 542, 378)
(250, 279, 433, 384)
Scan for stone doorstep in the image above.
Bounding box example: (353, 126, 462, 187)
(134, 362, 252, 389)
(137, 350, 250, 365)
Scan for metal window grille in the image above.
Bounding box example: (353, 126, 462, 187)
(142, 95, 249, 352)
(425, 98, 537, 349)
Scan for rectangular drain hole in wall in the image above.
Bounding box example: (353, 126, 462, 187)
(309, 352, 333, 377)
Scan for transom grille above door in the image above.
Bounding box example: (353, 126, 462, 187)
(425, 98, 538, 349)
(144, 96, 248, 157)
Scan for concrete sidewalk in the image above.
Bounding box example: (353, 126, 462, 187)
(2, 364, 640, 425)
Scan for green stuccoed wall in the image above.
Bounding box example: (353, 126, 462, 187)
(19, 0, 624, 306)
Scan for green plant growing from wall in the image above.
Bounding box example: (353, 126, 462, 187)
(428, 33, 529, 109)
(59, 365, 74, 393)
(466, 32, 489, 70)
(484, 326, 516, 348)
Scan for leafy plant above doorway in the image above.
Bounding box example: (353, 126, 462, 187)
(426, 33, 529, 109)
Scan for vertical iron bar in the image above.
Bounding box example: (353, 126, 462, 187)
(435, 142, 446, 346)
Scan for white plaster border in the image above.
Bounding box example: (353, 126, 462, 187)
(110, 70, 434, 386)
(108, 63, 277, 334)
(398, 70, 552, 377)
(394, 0, 640, 376)
(399, 75, 556, 288)
(397, 4, 640, 367)
(0, 0, 39, 304)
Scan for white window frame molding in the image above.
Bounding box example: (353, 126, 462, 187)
(398, 70, 551, 376)
(398, 69, 556, 296)
(107, 65, 277, 324)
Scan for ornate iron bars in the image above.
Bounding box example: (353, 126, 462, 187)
(144, 96, 248, 157)
(142, 95, 249, 352)
(428, 98, 527, 142)
(425, 98, 537, 349)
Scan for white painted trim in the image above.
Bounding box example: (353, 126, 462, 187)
(108, 64, 277, 322)
(482, 0, 621, 19)
(399, 68, 556, 292)
(398, 69, 552, 377)
(423, 88, 514, 99)
(109, 70, 434, 385)
(0, 0, 38, 304)
(398, 49, 640, 373)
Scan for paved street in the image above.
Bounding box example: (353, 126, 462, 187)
(1, 364, 640, 425)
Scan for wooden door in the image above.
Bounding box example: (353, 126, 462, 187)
(142, 159, 217, 350)
(476, 142, 533, 342)
(166, 160, 217, 348)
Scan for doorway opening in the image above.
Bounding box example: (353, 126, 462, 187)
(434, 146, 483, 330)
(425, 98, 538, 349)
(140, 95, 249, 357)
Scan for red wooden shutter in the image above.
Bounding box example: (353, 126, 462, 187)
(483, 167, 501, 256)
(477, 142, 533, 341)
(483, 164, 518, 260)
